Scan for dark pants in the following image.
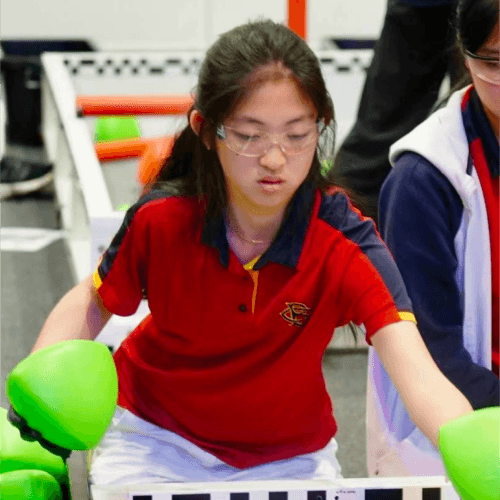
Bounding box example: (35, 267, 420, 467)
(332, 0, 465, 221)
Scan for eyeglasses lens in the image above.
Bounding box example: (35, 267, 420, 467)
(221, 125, 320, 157)
(469, 56, 500, 85)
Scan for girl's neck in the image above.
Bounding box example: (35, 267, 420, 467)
(484, 107, 500, 143)
(226, 203, 284, 241)
(225, 203, 285, 263)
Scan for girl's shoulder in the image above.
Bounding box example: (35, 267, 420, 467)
(381, 152, 464, 235)
(320, 187, 369, 226)
(387, 151, 462, 201)
(318, 188, 379, 247)
(123, 188, 204, 229)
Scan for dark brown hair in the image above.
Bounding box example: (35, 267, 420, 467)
(455, 0, 498, 55)
(147, 19, 337, 216)
(433, 0, 498, 111)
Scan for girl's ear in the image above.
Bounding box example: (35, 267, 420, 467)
(189, 110, 205, 136)
(189, 110, 211, 150)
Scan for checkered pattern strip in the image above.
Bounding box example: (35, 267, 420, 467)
(62, 51, 372, 77)
(129, 486, 444, 500)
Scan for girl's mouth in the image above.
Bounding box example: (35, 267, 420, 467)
(258, 179, 284, 192)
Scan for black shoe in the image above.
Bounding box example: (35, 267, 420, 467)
(0, 156, 53, 199)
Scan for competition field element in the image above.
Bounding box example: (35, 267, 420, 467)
(90, 477, 456, 500)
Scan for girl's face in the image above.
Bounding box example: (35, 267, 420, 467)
(215, 76, 318, 216)
(465, 23, 500, 139)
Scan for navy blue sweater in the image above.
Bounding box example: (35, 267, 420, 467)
(379, 151, 499, 410)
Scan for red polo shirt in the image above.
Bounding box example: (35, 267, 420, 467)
(94, 182, 414, 469)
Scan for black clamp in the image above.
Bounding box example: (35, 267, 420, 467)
(7, 405, 72, 461)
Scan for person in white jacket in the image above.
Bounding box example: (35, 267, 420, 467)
(367, 0, 499, 496)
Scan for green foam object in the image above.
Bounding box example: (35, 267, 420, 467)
(0, 407, 68, 483)
(6, 340, 118, 451)
(0, 469, 62, 500)
(94, 116, 141, 142)
(321, 159, 333, 175)
(438, 406, 499, 500)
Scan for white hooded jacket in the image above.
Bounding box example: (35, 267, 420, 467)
(366, 86, 492, 484)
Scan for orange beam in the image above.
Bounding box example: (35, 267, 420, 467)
(95, 137, 151, 161)
(77, 94, 194, 116)
(94, 135, 175, 186)
(287, 0, 307, 40)
(137, 136, 175, 185)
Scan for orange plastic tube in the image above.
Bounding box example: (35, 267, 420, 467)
(287, 0, 307, 40)
(77, 94, 194, 116)
(137, 136, 175, 185)
(95, 137, 151, 161)
(95, 135, 175, 186)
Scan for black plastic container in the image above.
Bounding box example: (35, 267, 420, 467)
(330, 39, 376, 50)
(1, 40, 95, 146)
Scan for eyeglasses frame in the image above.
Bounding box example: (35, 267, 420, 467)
(464, 50, 500, 85)
(465, 50, 499, 62)
(215, 121, 325, 157)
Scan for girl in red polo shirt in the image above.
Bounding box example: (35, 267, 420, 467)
(29, 19, 477, 486)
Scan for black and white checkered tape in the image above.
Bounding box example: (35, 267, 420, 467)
(62, 52, 371, 77)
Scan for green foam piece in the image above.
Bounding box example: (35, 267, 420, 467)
(0, 407, 68, 484)
(6, 340, 118, 451)
(439, 406, 499, 500)
(0, 469, 62, 500)
(321, 159, 333, 175)
(94, 116, 141, 143)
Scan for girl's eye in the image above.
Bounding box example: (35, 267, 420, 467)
(288, 134, 308, 141)
(236, 132, 260, 141)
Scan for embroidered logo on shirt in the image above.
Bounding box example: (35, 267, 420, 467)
(280, 302, 311, 327)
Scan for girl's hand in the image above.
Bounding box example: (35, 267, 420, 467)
(6, 340, 118, 455)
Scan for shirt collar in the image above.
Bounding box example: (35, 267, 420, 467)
(201, 181, 317, 269)
(465, 89, 499, 177)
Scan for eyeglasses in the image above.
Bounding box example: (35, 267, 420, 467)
(215, 122, 322, 157)
(465, 50, 500, 85)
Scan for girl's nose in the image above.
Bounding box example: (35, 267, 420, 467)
(259, 143, 286, 170)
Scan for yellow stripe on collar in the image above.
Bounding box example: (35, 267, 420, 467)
(243, 256, 261, 271)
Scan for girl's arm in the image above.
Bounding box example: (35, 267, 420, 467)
(30, 273, 112, 353)
(371, 320, 474, 449)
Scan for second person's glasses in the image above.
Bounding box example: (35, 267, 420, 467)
(465, 50, 500, 85)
